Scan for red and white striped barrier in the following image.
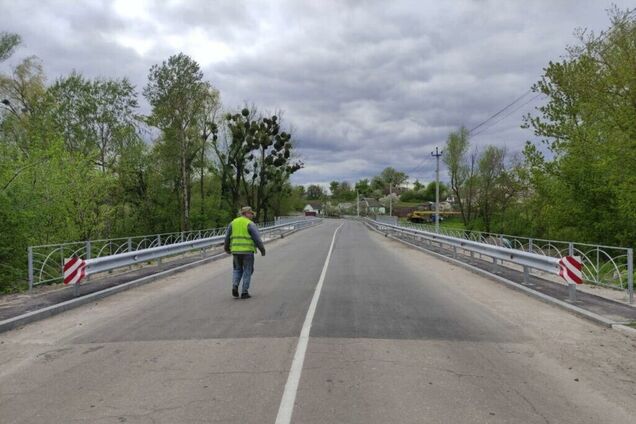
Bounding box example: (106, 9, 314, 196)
(64, 257, 87, 285)
(558, 256, 583, 284)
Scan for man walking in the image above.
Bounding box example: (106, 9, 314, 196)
(224, 206, 266, 299)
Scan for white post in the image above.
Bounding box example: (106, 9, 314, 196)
(431, 147, 443, 233)
(356, 190, 359, 217)
(389, 183, 393, 217)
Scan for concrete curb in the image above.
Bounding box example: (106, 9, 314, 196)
(0, 223, 320, 334)
(363, 222, 618, 329)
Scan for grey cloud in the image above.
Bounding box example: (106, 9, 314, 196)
(1, 0, 631, 186)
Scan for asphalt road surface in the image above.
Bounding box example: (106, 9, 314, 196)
(1, 220, 635, 423)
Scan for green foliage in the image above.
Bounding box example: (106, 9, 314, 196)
(443, 126, 478, 227)
(523, 7, 636, 245)
(399, 189, 427, 203)
(144, 53, 213, 231)
(217, 107, 302, 222)
(306, 184, 324, 200)
(0, 48, 303, 292)
(355, 179, 371, 197)
(48, 73, 139, 171)
(0, 192, 27, 292)
(0, 32, 20, 62)
(329, 180, 356, 201)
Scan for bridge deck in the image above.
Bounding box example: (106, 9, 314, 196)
(0, 220, 634, 423)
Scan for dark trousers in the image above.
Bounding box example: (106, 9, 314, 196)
(232, 254, 254, 293)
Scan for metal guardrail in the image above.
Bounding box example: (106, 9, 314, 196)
(389, 220, 634, 293)
(29, 218, 321, 290)
(274, 215, 318, 225)
(365, 219, 634, 303)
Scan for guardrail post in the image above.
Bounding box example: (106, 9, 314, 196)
(84, 240, 91, 282)
(523, 266, 529, 284)
(453, 246, 457, 259)
(628, 248, 633, 304)
(528, 238, 533, 253)
(28, 246, 34, 293)
(568, 242, 574, 256)
(128, 238, 133, 270)
(157, 235, 162, 265)
(568, 283, 577, 302)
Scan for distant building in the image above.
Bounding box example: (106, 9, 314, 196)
(303, 201, 324, 215)
(360, 198, 386, 215)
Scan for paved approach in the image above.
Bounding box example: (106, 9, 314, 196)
(1, 220, 635, 423)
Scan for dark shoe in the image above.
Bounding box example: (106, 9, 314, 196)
(241, 292, 251, 299)
(232, 287, 239, 298)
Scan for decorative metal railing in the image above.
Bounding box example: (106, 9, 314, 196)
(28, 218, 320, 290)
(366, 219, 633, 303)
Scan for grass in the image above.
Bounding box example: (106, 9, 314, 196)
(439, 217, 466, 229)
(398, 216, 466, 230)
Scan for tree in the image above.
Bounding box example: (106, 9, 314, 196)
(48, 73, 140, 172)
(380, 167, 408, 188)
(144, 53, 212, 231)
(369, 167, 408, 196)
(423, 181, 449, 202)
(329, 180, 354, 201)
(192, 87, 221, 226)
(399, 189, 427, 203)
(0, 32, 20, 62)
(443, 127, 478, 228)
(214, 108, 301, 221)
(0, 56, 46, 123)
(338, 181, 356, 201)
(476, 146, 506, 232)
(523, 7, 636, 245)
(249, 114, 302, 222)
(306, 184, 324, 200)
(355, 179, 371, 197)
(329, 181, 340, 197)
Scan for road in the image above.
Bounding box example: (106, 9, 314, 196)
(1, 220, 634, 423)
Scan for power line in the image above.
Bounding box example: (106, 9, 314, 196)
(468, 89, 533, 134)
(407, 88, 541, 177)
(407, 158, 428, 176)
(470, 93, 544, 138)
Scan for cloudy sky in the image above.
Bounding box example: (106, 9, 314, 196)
(0, 0, 630, 186)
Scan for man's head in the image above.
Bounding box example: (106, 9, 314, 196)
(240, 206, 255, 219)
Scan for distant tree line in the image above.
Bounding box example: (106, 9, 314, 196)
(0, 38, 302, 292)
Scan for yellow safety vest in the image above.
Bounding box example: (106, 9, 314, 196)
(230, 216, 256, 253)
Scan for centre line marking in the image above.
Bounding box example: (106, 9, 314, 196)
(275, 222, 343, 424)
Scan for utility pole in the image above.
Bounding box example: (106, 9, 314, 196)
(431, 147, 443, 233)
(389, 183, 393, 216)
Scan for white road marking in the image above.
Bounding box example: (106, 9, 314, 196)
(275, 223, 343, 424)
